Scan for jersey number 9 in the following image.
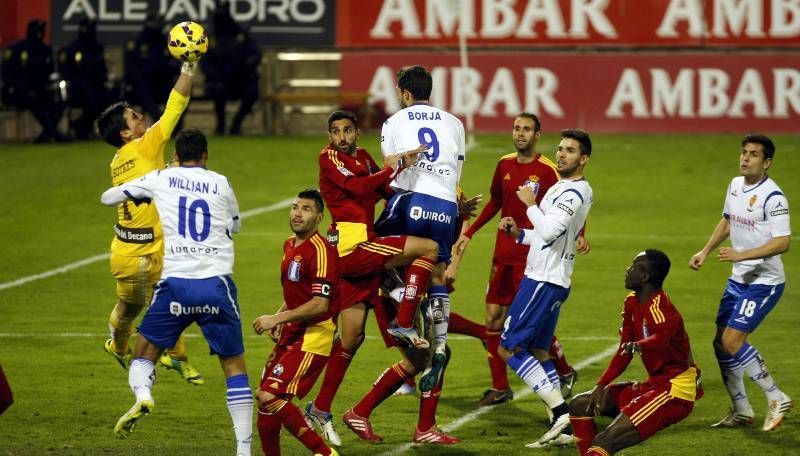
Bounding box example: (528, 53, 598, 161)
(417, 127, 439, 162)
(178, 196, 211, 242)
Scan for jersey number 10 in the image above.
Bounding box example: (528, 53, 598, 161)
(178, 196, 211, 242)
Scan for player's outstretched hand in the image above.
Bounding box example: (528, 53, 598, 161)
(576, 235, 590, 255)
(387, 144, 428, 172)
(516, 185, 537, 207)
(586, 384, 606, 416)
(253, 314, 279, 335)
(688, 250, 707, 270)
(458, 194, 482, 219)
(180, 61, 197, 76)
(499, 217, 520, 237)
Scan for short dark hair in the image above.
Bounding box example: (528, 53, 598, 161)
(517, 112, 541, 133)
(397, 65, 432, 101)
(742, 133, 775, 159)
(327, 110, 358, 130)
(298, 188, 324, 213)
(175, 128, 208, 162)
(96, 102, 129, 148)
(643, 249, 671, 288)
(561, 129, 592, 156)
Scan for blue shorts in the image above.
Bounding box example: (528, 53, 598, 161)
(375, 191, 458, 264)
(139, 276, 245, 358)
(500, 278, 570, 352)
(716, 279, 784, 333)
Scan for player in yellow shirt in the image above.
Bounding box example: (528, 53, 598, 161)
(96, 60, 203, 384)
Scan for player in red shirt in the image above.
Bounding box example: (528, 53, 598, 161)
(451, 113, 583, 406)
(568, 249, 702, 455)
(305, 110, 459, 445)
(252, 189, 340, 456)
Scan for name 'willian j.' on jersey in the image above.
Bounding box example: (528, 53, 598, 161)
(518, 178, 593, 288)
(723, 175, 791, 285)
(106, 166, 241, 279)
(381, 102, 466, 203)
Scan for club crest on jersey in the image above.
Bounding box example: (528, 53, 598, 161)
(337, 166, 354, 177)
(272, 363, 284, 377)
(288, 255, 302, 282)
(747, 195, 758, 212)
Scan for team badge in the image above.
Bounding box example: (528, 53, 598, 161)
(747, 195, 758, 212)
(288, 255, 302, 282)
(528, 175, 540, 182)
(272, 363, 284, 377)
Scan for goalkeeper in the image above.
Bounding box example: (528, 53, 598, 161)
(96, 60, 203, 384)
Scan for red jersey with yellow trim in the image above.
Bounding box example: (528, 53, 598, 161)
(318, 145, 393, 256)
(599, 290, 701, 402)
(464, 153, 558, 266)
(278, 232, 339, 355)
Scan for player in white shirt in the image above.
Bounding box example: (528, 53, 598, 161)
(101, 129, 252, 455)
(497, 129, 593, 448)
(375, 65, 466, 392)
(689, 134, 792, 432)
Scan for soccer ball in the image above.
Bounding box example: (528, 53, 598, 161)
(167, 21, 208, 62)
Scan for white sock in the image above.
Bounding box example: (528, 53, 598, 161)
(717, 352, 751, 413)
(508, 352, 563, 408)
(129, 358, 155, 403)
(226, 374, 253, 455)
(739, 344, 784, 402)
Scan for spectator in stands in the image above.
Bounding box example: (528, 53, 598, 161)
(201, 1, 260, 135)
(1, 19, 68, 143)
(58, 15, 110, 140)
(123, 13, 181, 124)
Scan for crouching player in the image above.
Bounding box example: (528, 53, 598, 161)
(569, 250, 702, 455)
(253, 189, 339, 456)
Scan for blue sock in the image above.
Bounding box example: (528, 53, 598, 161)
(541, 359, 561, 391)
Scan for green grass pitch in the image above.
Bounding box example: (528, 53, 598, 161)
(0, 132, 798, 455)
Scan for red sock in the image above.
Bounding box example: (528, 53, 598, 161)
(256, 411, 282, 456)
(353, 363, 410, 417)
(570, 416, 598, 456)
(418, 352, 448, 430)
(587, 447, 611, 456)
(405, 377, 416, 388)
(263, 397, 330, 455)
(448, 311, 486, 339)
(397, 257, 436, 327)
(313, 340, 354, 413)
(486, 331, 509, 390)
(549, 335, 573, 376)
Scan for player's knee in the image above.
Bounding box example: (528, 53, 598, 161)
(721, 338, 743, 356)
(341, 332, 365, 352)
(422, 239, 438, 259)
(568, 392, 592, 417)
(400, 358, 421, 376)
(497, 346, 513, 362)
(255, 389, 276, 406)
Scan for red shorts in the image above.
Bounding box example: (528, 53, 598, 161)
(338, 236, 407, 310)
(606, 381, 694, 441)
(485, 263, 525, 306)
(260, 346, 329, 399)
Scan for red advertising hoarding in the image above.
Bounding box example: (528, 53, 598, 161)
(337, 0, 800, 48)
(341, 52, 800, 133)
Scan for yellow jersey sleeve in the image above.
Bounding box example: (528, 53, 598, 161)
(138, 89, 190, 161)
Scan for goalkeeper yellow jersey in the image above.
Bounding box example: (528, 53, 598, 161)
(109, 90, 189, 257)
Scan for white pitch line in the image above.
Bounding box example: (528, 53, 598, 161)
(0, 198, 294, 292)
(378, 344, 619, 456)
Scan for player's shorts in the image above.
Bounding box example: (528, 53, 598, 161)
(139, 275, 244, 357)
(485, 263, 525, 306)
(110, 251, 162, 308)
(606, 381, 694, 441)
(715, 279, 784, 332)
(338, 236, 406, 310)
(500, 277, 570, 352)
(375, 191, 458, 264)
(260, 345, 328, 399)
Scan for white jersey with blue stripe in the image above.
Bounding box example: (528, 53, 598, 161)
(723, 176, 790, 285)
(518, 178, 593, 288)
(109, 166, 241, 279)
(381, 103, 465, 203)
